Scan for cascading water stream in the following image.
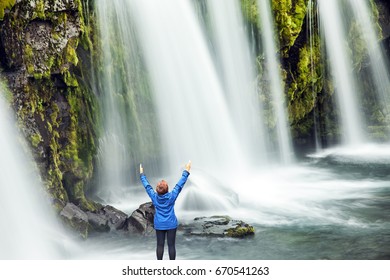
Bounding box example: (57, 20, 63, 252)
(0, 85, 63, 259)
(348, 0, 390, 126)
(128, 0, 247, 174)
(257, 0, 294, 163)
(95, 0, 160, 201)
(95, 2, 132, 199)
(127, 0, 253, 210)
(94, 0, 299, 210)
(206, 0, 267, 164)
(318, 0, 365, 146)
(307, 0, 322, 151)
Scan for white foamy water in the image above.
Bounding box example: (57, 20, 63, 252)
(257, 0, 294, 163)
(318, 0, 365, 145)
(128, 0, 247, 175)
(0, 86, 66, 259)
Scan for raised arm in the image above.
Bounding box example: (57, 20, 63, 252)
(139, 164, 156, 202)
(171, 161, 191, 201)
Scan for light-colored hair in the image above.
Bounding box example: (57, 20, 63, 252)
(156, 180, 168, 195)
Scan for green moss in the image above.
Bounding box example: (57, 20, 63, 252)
(30, 133, 43, 148)
(7, 0, 99, 215)
(1, 80, 13, 103)
(63, 70, 79, 87)
(287, 30, 324, 127)
(370, 0, 382, 40)
(241, 0, 260, 29)
(272, 0, 308, 56)
(33, 72, 43, 79)
(24, 44, 33, 58)
(79, 0, 93, 51)
(33, 0, 46, 20)
(226, 224, 255, 238)
(0, 0, 15, 20)
(66, 39, 79, 66)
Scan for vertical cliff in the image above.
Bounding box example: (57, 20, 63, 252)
(0, 0, 98, 212)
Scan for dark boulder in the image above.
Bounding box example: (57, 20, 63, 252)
(98, 205, 128, 231)
(181, 216, 255, 238)
(86, 211, 110, 232)
(126, 202, 155, 235)
(59, 203, 89, 238)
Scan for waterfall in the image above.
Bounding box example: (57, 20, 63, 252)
(128, 0, 246, 174)
(257, 0, 294, 163)
(0, 85, 62, 259)
(348, 0, 390, 136)
(95, 0, 161, 200)
(93, 0, 299, 210)
(307, 0, 322, 151)
(206, 0, 268, 164)
(318, 0, 365, 145)
(318, 0, 390, 146)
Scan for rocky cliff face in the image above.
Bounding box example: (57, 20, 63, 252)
(0, 0, 98, 212)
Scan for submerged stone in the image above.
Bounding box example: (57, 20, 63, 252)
(125, 203, 254, 239)
(181, 216, 255, 238)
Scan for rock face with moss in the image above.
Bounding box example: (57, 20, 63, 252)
(0, 0, 98, 215)
(240, 0, 389, 147)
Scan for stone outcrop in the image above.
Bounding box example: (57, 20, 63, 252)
(0, 0, 98, 214)
(99, 205, 128, 231)
(60, 202, 89, 238)
(60, 202, 131, 238)
(181, 216, 255, 238)
(124, 202, 255, 238)
(126, 202, 155, 235)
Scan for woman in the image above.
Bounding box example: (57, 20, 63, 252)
(139, 161, 191, 260)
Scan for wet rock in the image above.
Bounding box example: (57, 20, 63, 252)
(127, 202, 155, 235)
(99, 205, 128, 231)
(60, 203, 89, 238)
(86, 211, 109, 232)
(181, 216, 255, 238)
(124, 203, 254, 238)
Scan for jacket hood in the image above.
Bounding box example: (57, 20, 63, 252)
(156, 192, 171, 205)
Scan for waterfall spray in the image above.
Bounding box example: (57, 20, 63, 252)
(206, 0, 268, 164)
(257, 0, 294, 163)
(0, 85, 62, 259)
(318, 0, 365, 145)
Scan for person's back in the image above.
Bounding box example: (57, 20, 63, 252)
(139, 161, 191, 260)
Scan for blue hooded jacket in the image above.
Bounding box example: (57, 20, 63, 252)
(140, 170, 190, 230)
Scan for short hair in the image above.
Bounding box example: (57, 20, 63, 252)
(156, 180, 168, 195)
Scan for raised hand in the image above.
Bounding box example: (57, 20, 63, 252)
(140, 163, 144, 174)
(185, 160, 192, 172)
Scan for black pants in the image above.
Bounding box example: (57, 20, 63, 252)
(155, 228, 177, 260)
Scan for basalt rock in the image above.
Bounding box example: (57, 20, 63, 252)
(181, 216, 255, 238)
(60, 202, 89, 238)
(126, 202, 155, 236)
(98, 205, 128, 231)
(60, 202, 132, 237)
(125, 203, 254, 238)
(86, 211, 110, 232)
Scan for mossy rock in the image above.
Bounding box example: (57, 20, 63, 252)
(0, 0, 15, 20)
(0, 0, 99, 214)
(181, 216, 255, 238)
(226, 223, 255, 238)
